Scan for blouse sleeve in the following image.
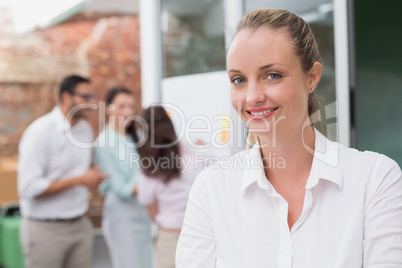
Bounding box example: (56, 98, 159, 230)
(94, 145, 137, 201)
(363, 156, 402, 267)
(176, 168, 217, 267)
(137, 172, 158, 206)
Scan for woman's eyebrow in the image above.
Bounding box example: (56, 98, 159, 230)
(259, 64, 275, 70)
(227, 69, 241, 74)
(228, 63, 283, 74)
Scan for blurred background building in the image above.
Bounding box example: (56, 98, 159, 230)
(0, 0, 141, 159)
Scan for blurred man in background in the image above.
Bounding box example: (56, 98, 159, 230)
(17, 75, 107, 268)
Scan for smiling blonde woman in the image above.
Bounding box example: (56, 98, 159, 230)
(176, 8, 402, 268)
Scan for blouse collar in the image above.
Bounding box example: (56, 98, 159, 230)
(240, 128, 344, 196)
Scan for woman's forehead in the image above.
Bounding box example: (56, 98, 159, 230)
(231, 27, 291, 49)
(227, 27, 297, 68)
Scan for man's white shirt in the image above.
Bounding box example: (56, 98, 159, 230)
(18, 106, 93, 219)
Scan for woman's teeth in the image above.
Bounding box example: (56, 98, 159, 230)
(249, 108, 277, 116)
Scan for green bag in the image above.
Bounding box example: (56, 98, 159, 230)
(0, 203, 24, 268)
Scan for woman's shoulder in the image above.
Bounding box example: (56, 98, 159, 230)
(331, 143, 401, 196)
(194, 148, 260, 183)
(338, 144, 400, 172)
(95, 125, 124, 149)
(187, 148, 262, 203)
(315, 130, 400, 178)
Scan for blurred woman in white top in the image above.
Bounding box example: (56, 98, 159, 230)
(137, 105, 206, 268)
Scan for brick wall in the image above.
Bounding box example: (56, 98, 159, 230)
(87, 15, 142, 135)
(0, 83, 56, 156)
(0, 13, 141, 157)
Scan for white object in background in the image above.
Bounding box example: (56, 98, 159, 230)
(139, 0, 163, 108)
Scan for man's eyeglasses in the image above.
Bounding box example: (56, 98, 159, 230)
(74, 92, 98, 101)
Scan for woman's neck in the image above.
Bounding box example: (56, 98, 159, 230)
(109, 120, 127, 136)
(258, 125, 315, 185)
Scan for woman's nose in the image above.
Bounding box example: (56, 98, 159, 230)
(246, 82, 266, 105)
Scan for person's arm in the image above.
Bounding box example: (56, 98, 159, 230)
(18, 128, 107, 200)
(17, 127, 50, 199)
(94, 145, 136, 200)
(176, 169, 217, 267)
(363, 156, 402, 267)
(146, 203, 158, 222)
(38, 166, 107, 198)
(137, 171, 159, 221)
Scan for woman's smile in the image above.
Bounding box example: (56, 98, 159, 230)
(246, 107, 279, 119)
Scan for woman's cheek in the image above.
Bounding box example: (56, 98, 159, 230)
(230, 90, 245, 110)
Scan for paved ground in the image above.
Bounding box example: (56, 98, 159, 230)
(93, 231, 112, 268)
(93, 227, 157, 268)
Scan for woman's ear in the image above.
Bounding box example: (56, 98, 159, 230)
(308, 62, 323, 91)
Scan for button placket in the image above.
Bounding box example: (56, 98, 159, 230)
(291, 189, 314, 234)
(277, 196, 292, 268)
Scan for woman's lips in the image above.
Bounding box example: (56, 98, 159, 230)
(246, 107, 278, 119)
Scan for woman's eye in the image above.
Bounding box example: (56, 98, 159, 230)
(232, 77, 246, 85)
(267, 73, 282, 80)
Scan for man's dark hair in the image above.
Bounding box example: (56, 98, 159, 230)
(59, 75, 91, 101)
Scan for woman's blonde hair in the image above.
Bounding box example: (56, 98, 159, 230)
(234, 8, 324, 147)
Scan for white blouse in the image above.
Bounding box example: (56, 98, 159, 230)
(176, 129, 402, 268)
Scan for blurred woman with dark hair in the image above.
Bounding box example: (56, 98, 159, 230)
(94, 87, 152, 268)
(137, 105, 205, 268)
